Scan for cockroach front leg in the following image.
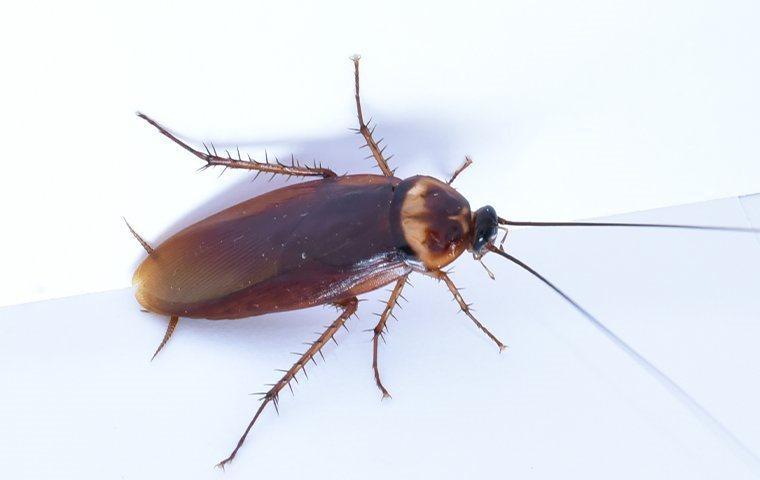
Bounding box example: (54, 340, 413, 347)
(447, 156, 473, 185)
(216, 297, 359, 469)
(430, 271, 506, 352)
(371, 275, 408, 399)
(138, 113, 337, 180)
(351, 55, 394, 177)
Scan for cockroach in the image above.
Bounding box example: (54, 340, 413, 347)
(127, 55, 760, 469)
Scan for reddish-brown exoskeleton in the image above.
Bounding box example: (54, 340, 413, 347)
(129, 56, 760, 468)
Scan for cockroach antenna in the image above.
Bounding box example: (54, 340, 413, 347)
(498, 217, 760, 234)
(486, 244, 760, 470)
(132, 56, 760, 471)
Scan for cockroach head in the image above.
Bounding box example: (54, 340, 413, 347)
(471, 205, 499, 258)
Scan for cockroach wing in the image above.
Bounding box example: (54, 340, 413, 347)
(133, 175, 411, 319)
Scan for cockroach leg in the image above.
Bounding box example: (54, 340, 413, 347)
(371, 275, 408, 399)
(447, 156, 474, 185)
(150, 315, 179, 361)
(350, 55, 394, 177)
(137, 113, 337, 179)
(216, 297, 359, 469)
(123, 217, 154, 255)
(430, 271, 507, 352)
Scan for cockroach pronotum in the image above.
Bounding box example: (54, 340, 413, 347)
(127, 55, 760, 469)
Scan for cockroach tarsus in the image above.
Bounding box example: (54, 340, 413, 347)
(128, 56, 760, 470)
(371, 274, 409, 399)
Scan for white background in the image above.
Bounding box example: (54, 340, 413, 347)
(2, 0, 760, 306)
(2, 1, 760, 479)
(2, 197, 760, 479)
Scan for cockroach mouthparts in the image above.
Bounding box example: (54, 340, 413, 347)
(128, 55, 760, 469)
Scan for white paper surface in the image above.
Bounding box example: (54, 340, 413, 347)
(3, 1, 760, 306)
(2, 194, 760, 479)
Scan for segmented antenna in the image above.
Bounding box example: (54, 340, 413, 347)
(487, 244, 760, 472)
(499, 218, 760, 234)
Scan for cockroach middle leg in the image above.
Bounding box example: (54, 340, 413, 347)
(371, 275, 409, 399)
(447, 156, 474, 185)
(137, 113, 337, 180)
(216, 297, 359, 469)
(430, 271, 507, 352)
(150, 315, 179, 361)
(350, 55, 394, 177)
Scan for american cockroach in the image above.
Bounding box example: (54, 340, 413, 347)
(128, 55, 760, 469)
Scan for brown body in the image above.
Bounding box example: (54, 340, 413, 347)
(132, 58, 759, 469)
(131, 59, 504, 468)
(133, 174, 472, 319)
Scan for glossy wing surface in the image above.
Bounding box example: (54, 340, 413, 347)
(134, 175, 409, 318)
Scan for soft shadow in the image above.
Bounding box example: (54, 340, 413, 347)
(144, 304, 337, 356)
(136, 113, 472, 346)
(157, 115, 466, 239)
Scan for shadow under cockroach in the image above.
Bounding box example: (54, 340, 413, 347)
(125, 55, 760, 470)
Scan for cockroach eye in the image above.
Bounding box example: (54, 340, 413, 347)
(127, 56, 760, 469)
(471, 205, 499, 255)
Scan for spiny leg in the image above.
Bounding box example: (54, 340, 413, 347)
(371, 275, 408, 399)
(350, 55, 394, 176)
(151, 315, 179, 361)
(447, 156, 473, 185)
(216, 297, 359, 469)
(137, 113, 337, 179)
(430, 271, 506, 351)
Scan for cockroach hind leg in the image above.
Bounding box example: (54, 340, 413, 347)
(123, 217, 154, 255)
(350, 55, 394, 177)
(137, 112, 336, 180)
(150, 315, 179, 361)
(371, 276, 408, 399)
(216, 298, 359, 469)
